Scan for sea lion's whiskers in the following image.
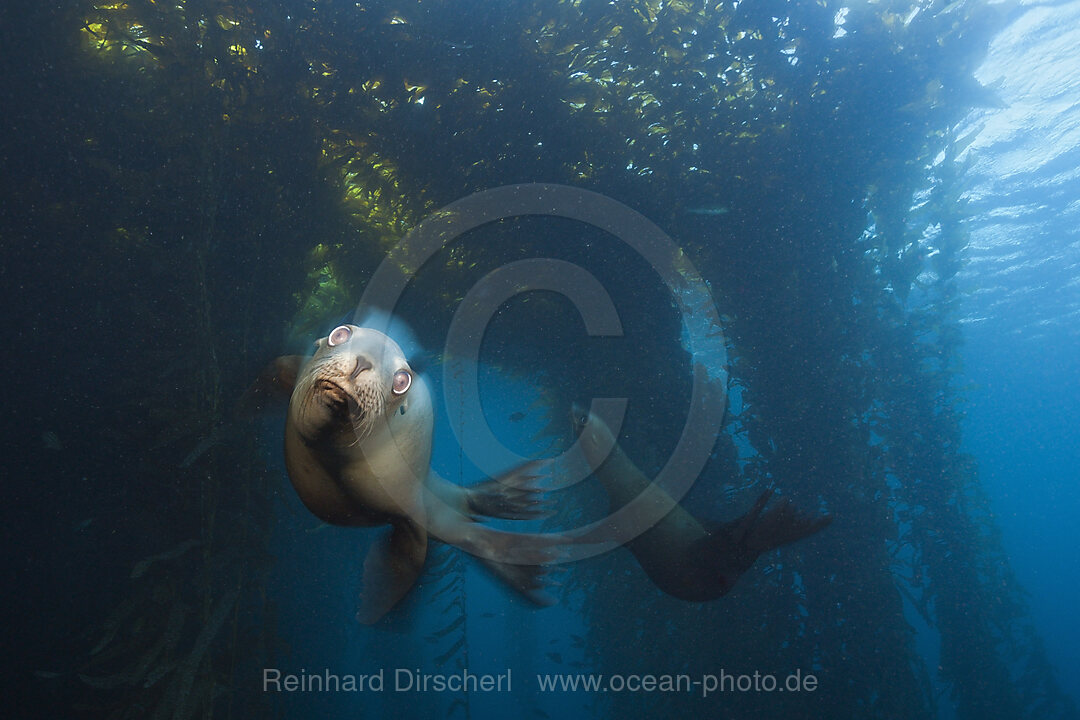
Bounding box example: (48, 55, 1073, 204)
(349, 383, 386, 441)
(346, 414, 365, 447)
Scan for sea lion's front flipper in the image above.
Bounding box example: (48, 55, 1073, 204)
(466, 459, 555, 520)
(424, 488, 568, 605)
(356, 521, 428, 625)
(430, 516, 566, 566)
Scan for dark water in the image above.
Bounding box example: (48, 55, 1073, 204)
(3, 0, 1078, 718)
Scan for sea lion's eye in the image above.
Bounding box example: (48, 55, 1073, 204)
(328, 325, 352, 347)
(392, 370, 412, 396)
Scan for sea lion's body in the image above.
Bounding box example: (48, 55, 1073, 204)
(283, 325, 553, 623)
(573, 407, 830, 600)
(272, 322, 825, 617)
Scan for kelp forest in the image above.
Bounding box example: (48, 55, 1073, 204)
(3, 0, 1077, 719)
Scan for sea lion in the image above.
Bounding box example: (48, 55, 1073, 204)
(571, 405, 831, 601)
(282, 324, 556, 623)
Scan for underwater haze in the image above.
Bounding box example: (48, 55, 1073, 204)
(3, 0, 1079, 719)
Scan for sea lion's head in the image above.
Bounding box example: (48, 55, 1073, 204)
(292, 324, 416, 444)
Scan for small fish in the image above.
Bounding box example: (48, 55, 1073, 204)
(509, 412, 526, 423)
(34, 670, 66, 680)
(180, 425, 228, 468)
(546, 652, 563, 664)
(74, 518, 95, 533)
(41, 431, 62, 451)
(685, 205, 730, 216)
(131, 538, 201, 578)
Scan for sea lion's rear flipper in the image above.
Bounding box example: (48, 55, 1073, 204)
(734, 490, 833, 554)
(356, 521, 428, 625)
(466, 459, 554, 520)
(478, 559, 559, 607)
(699, 491, 832, 597)
(236, 355, 306, 415)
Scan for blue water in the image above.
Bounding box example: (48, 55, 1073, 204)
(956, 0, 1080, 702)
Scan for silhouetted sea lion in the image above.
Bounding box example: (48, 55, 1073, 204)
(571, 405, 831, 601)
(281, 324, 556, 623)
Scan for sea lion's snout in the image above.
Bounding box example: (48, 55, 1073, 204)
(312, 357, 382, 412)
(351, 356, 373, 378)
(315, 378, 352, 406)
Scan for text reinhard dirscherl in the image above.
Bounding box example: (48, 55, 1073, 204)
(262, 668, 819, 698)
(263, 668, 512, 694)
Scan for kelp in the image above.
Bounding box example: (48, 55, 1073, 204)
(10, 3, 293, 717)
(13, 0, 1077, 717)
(70, 540, 257, 720)
(870, 132, 1079, 719)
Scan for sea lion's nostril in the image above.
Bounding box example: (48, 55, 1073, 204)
(352, 357, 373, 378)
